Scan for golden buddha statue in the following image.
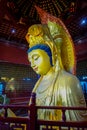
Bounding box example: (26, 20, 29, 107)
(26, 21, 87, 122)
(25, 6, 87, 123)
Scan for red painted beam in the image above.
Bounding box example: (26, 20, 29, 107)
(0, 42, 29, 65)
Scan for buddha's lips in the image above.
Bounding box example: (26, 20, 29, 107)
(33, 67, 38, 71)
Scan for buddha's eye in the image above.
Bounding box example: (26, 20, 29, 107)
(33, 55, 39, 61)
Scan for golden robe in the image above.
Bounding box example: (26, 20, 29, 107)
(32, 70, 87, 121)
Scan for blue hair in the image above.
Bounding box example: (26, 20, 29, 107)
(27, 44, 53, 66)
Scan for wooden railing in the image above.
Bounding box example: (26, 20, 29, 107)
(10, 97, 29, 105)
(0, 93, 87, 130)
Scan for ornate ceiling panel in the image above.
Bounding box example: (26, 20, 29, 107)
(0, 0, 87, 50)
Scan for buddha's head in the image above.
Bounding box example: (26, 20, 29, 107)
(26, 22, 76, 74)
(28, 44, 53, 75)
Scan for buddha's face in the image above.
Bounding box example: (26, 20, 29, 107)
(28, 49, 52, 75)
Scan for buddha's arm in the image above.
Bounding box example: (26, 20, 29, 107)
(56, 71, 86, 107)
(64, 75, 86, 107)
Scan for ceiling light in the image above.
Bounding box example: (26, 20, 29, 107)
(11, 28, 16, 34)
(80, 18, 87, 25)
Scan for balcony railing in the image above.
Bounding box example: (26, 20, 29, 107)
(0, 92, 87, 130)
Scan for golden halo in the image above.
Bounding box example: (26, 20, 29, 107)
(35, 6, 76, 75)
